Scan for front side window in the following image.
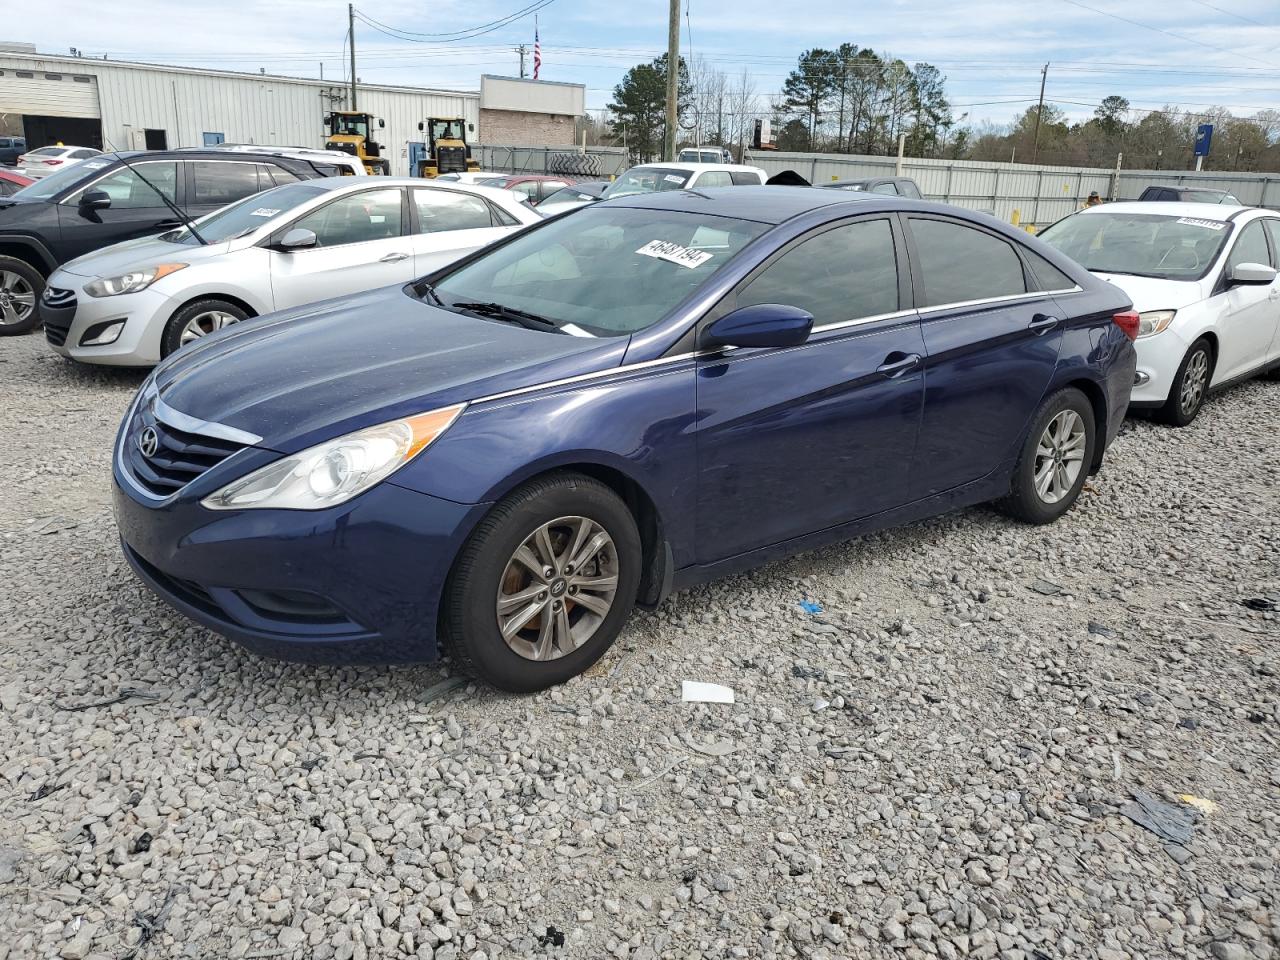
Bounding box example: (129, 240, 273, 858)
(1226, 220, 1272, 270)
(432, 206, 768, 336)
(412, 189, 494, 233)
(190, 161, 262, 205)
(870, 182, 898, 195)
(1039, 211, 1231, 280)
(910, 218, 1026, 306)
(294, 188, 404, 247)
(75, 162, 179, 208)
(734, 219, 899, 326)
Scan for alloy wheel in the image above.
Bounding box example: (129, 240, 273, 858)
(1033, 409, 1087, 504)
(0, 270, 36, 326)
(179, 310, 241, 345)
(1180, 349, 1209, 417)
(495, 516, 619, 661)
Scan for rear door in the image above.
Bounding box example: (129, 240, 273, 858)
(409, 187, 515, 275)
(904, 214, 1064, 499)
(268, 186, 415, 309)
(694, 214, 925, 562)
(185, 160, 267, 219)
(55, 159, 183, 262)
(1213, 218, 1280, 381)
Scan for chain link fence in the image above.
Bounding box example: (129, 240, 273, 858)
(473, 145, 629, 180)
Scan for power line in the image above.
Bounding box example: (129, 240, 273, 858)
(352, 1, 556, 44)
(1182, 0, 1270, 27)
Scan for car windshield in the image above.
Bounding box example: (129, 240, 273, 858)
(603, 168, 691, 199)
(330, 115, 369, 137)
(1181, 189, 1237, 204)
(162, 182, 329, 244)
(10, 156, 117, 200)
(431, 206, 768, 336)
(1038, 211, 1232, 280)
(541, 186, 597, 206)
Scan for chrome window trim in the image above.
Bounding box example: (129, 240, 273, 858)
(916, 286, 1081, 317)
(812, 308, 917, 334)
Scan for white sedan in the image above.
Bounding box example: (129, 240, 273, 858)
(1039, 202, 1280, 425)
(17, 145, 102, 179)
(40, 177, 541, 366)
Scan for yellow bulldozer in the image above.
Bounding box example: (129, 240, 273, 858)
(416, 117, 479, 178)
(325, 111, 391, 175)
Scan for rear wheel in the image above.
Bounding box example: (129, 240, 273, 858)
(443, 473, 641, 692)
(0, 256, 43, 335)
(160, 298, 249, 358)
(998, 387, 1096, 525)
(1156, 338, 1212, 426)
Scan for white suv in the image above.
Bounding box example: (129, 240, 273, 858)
(40, 178, 541, 366)
(1039, 201, 1280, 425)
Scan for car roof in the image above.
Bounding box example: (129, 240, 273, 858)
(603, 184, 902, 223)
(1084, 201, 1249, 219)
(627, 162, 766, 174)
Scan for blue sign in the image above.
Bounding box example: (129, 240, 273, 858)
(1194, 124, 1213, 157)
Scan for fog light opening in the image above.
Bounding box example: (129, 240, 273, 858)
(79, 320, 126, 347)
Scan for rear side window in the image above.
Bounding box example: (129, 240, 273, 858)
(1263, 220, 1280, 264)
(190, 161, 262, 205)
(260, 164, 302, 187)
(696, 171, 732, 188)
(870, 182, 898, 195)
(1227, 220, 1272, 270)
(729, 171, 761, 186)
(0, 139, 10, 148)
(909, 218, 1026, 306)
(899, 181, 922, 199)
(412, 189, 495, 233)
(1023, 249, 1076, 291)
(734, 218, 899, 326)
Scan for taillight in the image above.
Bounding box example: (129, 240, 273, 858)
(43, 159, 64, 166)
(1113, 310, 1140, 341)
(15, 155, 26, 164)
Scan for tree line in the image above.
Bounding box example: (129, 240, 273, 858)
(601, 47, 1280, 173)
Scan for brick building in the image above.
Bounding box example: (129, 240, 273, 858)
(479, 75, 585, 147)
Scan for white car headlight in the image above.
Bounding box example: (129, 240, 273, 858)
(84, 263, 187, 298)
(201, 404, 465, 511)
(1137, 309, 1176, 338)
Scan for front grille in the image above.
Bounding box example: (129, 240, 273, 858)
(41, 286, 76, 346)
(437, 146, 466, 173)
(123, 395, 247, 498)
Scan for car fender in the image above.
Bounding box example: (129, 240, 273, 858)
(152, 254, 276, 321)
(0, 232, 58, 274)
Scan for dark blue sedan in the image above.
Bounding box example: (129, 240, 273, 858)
(112, 188, 1137, 691)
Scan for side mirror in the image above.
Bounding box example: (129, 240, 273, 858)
(79, 189, 111, 212)
(1229, 261, 1277, 286)
(277, 227, 318, 251)
(704, 303, 813, 349)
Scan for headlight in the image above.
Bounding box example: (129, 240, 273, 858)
(201, 404, 465, 511)
(84, 263, 187, 298)
(1137, 310, 1176, 338)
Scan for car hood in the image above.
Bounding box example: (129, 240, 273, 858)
(152, 284, 627, 454)
(1091, 272, 1207, 312)
(58, 234, 235, 278)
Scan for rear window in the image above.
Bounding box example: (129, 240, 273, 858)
(26, 146, 65, 157)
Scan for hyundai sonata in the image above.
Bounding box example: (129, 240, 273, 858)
(113, 188, 1136, 691)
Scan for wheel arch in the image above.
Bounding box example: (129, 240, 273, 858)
(1062, 376, 1108, 472)
(0, 238, 56, 276)
(168, 292, 261, 323)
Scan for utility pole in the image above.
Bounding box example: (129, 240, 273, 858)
(516, 45, 528, 79)
(664, 0, 680, 162)
(1031, 62, 1048, 164)
(348, 3, 358, 110)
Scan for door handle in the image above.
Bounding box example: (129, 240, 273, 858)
(379, 252, 410, 263)
(876, 352, 921, 378)
(1028, 313, 1061, 335)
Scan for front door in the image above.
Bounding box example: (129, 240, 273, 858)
(409, 187, 515, 276)
(55, 159, 183, 262)
(904, 214, 1064, 498)
(694, 216, 925, 563)
(1212, 219, 1280, 383)
(269, 186, 415, 310)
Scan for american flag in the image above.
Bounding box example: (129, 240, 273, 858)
(533, 20, 541, 80)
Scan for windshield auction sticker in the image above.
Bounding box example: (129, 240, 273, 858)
(1176, 217, 1226, 230)
(636, 240, 713, 269)
(249, 208, 282, 217)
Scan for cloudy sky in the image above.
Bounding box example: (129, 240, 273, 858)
(20, 0, 1280, 127)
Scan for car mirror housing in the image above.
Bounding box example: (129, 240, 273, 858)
(703, 303, 814, 350)
(277, 228, 318, 251)
(79, 189, 112, 212)
(1229, 261, 1277, 286)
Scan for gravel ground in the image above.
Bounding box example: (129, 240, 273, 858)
(1, 330, 1278, 960)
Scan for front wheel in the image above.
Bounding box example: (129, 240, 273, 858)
(1156, 338, 1212, 426)
(160, 298, 249, 358)
(0, 256, 44, 335)
(443, 473, 642, 692)
(998, 387, 1096, 525)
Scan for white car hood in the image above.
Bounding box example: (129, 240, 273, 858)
(58, 234, 237, 278)
(1091, 272, 1207, 313)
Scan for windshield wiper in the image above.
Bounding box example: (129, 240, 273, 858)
(413, 279, 445, 306)
(451, 301, 564, 333)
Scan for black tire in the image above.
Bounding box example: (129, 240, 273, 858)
(443, 472, 642, 693)
(160, 298, 250, 358)
(0, 255, 45, 336)
(1264, 362, 1280, 382)
(1156, 338, 1213, 427)
(998, 387, 1096, 525)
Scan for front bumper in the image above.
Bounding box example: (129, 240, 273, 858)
(113, 468, 491, 664)
(1129, 327, 1194, 407)
(42, 269, 175, 366)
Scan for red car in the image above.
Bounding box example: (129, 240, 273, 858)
(0, 168, 33, 197)
(477, 174, 575, 206)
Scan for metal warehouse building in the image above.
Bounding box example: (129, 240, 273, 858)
(0, 44, 489, 176)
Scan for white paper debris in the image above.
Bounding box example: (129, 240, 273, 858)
(681, 680, 734, 704)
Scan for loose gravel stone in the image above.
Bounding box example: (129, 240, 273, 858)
(1, 332, 1279, 958)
